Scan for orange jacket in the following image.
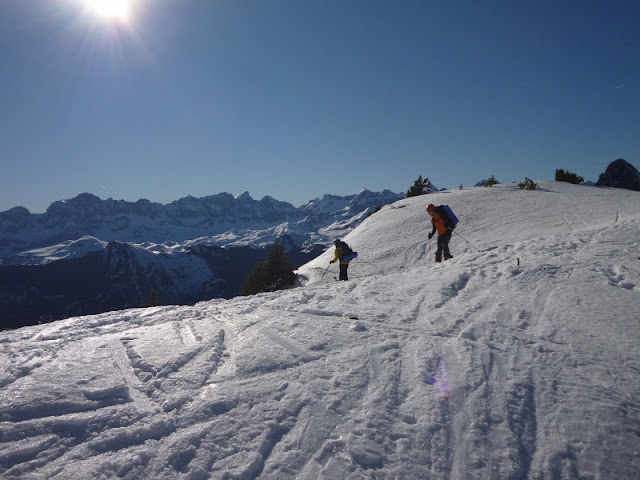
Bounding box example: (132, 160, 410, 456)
(431, 213, 449, 236)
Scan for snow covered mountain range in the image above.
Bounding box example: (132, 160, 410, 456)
(0, 181, 638, 479)
(0, 189, 403, 260)
(0, 189, 403, 328)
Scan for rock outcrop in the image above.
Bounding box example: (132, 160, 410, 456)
(596, 159, 640, 191)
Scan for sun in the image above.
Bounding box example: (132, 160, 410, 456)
(81, 0, 135, 23)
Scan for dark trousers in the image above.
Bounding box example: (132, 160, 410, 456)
(339, 263, 349, 281)
(436, 230, 452, 262)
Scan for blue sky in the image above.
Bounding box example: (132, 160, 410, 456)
(1, 0, 638, 213)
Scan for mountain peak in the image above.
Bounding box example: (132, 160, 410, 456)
(235, 191, 253, 201)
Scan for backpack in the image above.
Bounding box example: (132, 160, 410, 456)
(436, 205, 459, 229)
(337, 241, 358, 262)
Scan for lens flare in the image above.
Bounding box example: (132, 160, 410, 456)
(420, 353, 451, 398)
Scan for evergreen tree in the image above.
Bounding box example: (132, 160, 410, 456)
(407, 176, 432, 197)
(242, 242, 296, 295)
(555, 169, 584, 184)
(518, 177, 538, 190)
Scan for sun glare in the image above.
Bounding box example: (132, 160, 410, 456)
(81, 0, 135, 23)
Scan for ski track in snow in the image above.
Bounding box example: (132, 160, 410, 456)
(1, 182, 639, 479)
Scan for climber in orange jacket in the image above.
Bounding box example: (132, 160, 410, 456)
(426, 204, 454, 262)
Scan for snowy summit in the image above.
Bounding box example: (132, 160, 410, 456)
(0, 181, 639, 479)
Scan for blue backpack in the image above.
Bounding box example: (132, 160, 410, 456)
(342, 251, 358, 262)
(438, 205, 459, 229)
(338, 241, 358, 262)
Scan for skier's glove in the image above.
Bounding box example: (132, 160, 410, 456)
(330, 260, 335, 264)
(428, 232, 433, 240)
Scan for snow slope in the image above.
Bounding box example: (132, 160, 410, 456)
(0, 236, 108, 266)
(0, 182, 638, 479)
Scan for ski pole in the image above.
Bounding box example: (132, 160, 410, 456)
(357, 259, 376, 267)
(453, 230, 481, 252)
(354, 258, 382, 276)
(319, 264, 331, 281)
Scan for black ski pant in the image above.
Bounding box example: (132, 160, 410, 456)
(435, 230, 452, 262)
(339, 263, 349, 281)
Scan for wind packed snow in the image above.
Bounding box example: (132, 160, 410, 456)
(1, 182, 639, 479)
